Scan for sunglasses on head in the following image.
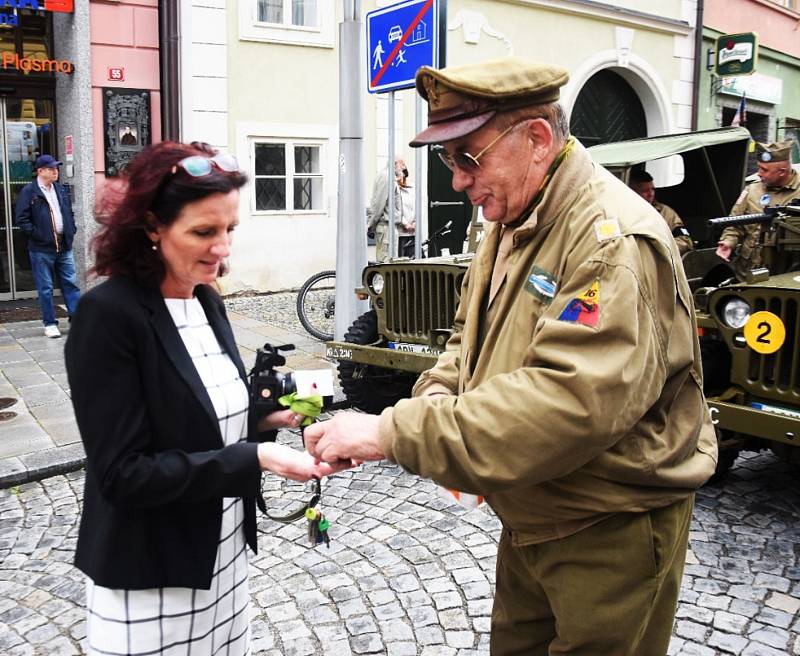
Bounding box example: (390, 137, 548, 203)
(437, 120, 528, 173)
(172, 153, 240, 177)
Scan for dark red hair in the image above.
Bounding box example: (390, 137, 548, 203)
(92, 141, 247, 287)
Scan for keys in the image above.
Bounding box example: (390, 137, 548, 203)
(305, 507, 331, 548)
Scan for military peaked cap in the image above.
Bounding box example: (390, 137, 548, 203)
(410, 57, 569, 147)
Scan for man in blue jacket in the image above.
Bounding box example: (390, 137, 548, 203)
(15, 154, 81, 338)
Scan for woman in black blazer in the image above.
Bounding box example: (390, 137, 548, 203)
(65, 142, 349, 656)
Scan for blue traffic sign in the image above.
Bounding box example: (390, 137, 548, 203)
(366, 0, 439, 94)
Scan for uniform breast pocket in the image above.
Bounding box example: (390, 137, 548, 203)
(512, 291, 548, 345)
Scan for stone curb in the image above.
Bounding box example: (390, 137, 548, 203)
(0, 397, 352, 489)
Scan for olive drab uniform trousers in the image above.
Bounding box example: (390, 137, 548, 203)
(719, 170, 800, 280)
(378, 140, 716, 655)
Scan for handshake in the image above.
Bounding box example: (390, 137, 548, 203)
(254, 410, 385, 482)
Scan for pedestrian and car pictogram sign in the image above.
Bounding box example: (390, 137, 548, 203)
(366, 0, 439, 94)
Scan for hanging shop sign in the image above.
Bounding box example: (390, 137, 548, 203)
(715, 33, 758, 77)
(1, 1, 73, 11)
(0, 1, 73, 27)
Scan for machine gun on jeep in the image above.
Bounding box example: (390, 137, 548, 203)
(696, 200, 800, 478)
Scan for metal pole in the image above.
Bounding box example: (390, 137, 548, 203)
(335, 1, 369, 339)
(387, 90, 396, 260)
(414, 93, 424, 259)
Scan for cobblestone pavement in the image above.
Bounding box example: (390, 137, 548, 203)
(0, 427, 798, 656)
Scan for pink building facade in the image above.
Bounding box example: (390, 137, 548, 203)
(0, 0, 166, 300)
(699, 0, 800, 163)
(89, 0, 161, 193)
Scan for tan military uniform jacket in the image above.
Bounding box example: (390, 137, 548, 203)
(720, 170, 800, 277)
(654, 201, 692, 255)
(378, 142, 717, 545)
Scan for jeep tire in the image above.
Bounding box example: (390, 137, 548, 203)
(338, 310, 416, 414)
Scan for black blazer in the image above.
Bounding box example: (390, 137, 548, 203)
(65, 276, 268, 590)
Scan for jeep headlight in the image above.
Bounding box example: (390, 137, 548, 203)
(722, 298, 751, 329)
(369, 272, 384, 295)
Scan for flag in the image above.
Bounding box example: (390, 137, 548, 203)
(731, 93, 747, 127)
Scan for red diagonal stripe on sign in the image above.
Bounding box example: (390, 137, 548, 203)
(371, 0, 433, 89)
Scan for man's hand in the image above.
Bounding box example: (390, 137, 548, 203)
(716, 242, 732, 261)
(304, 412, 385, 464)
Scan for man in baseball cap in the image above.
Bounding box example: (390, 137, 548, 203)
(717, 139, 800, 278)
(14, 154, 80, 337)
(306, 57, 716, 653)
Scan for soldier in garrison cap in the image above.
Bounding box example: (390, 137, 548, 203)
(717, 139, 800, 280)
(306, 57, 716, 654)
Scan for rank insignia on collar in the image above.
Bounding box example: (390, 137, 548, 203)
(524, 266, 557, 304)
(558, 279, 600, 327)
(593, 217, 621, 242)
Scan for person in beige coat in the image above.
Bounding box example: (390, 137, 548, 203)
(629, 168, 693, 255)
(367, 157, 416, 261)
(307, 58, 717, 655)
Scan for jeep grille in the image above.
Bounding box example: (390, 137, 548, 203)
(381, 267, 463, 342)
(739, 293, 799, 399)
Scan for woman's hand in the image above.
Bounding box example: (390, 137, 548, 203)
(257, 442, 354, 482)
(257, 408, 305, 433)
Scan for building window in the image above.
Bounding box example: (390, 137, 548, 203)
(253, 141, 323, 213)
(240, 0, 333, 47)
(257, 0, 318, 28)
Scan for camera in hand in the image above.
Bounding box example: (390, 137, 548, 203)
(249, 343, 297, 416)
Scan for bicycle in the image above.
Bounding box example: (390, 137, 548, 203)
(296, 269, 336, 341)
(295, 221, 454, 341)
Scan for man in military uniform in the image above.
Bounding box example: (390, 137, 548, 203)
(716, 140, 800, 279)
(629, 168, 693, 255)
(306, 58, 717, 654)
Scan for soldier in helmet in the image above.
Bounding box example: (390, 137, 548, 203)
(306, 57, 717, 654)
(716, 139, 800, 279)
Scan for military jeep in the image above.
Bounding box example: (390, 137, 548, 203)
(325, 250, 473, 414)
(569, 127, 800, 477)
(694, 203, 800, 475)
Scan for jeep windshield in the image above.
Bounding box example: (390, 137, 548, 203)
(588, 127, 751, 248)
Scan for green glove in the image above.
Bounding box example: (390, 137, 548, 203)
(278, 392, 323, 426)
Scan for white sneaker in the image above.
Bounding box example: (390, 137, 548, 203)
(44, 325, 61, 338)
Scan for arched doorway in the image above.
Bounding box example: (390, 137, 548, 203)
(570, 69, 646, 147)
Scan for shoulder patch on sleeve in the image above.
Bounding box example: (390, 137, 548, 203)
(735, 188, 748, 206)
(558, 279, 600, 327)
(593, 217, 622, 243)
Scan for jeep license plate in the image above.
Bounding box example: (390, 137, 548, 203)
(388, 342, 437, 354)
(326, 346, 353, 360)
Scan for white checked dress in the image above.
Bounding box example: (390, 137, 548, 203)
(85, 297, 252, 656)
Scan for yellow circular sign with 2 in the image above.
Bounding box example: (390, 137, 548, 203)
(743, 311, 785, 354)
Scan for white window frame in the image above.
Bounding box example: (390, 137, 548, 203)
(250, 139, 327, 216)
(239, 0, 334, 48)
